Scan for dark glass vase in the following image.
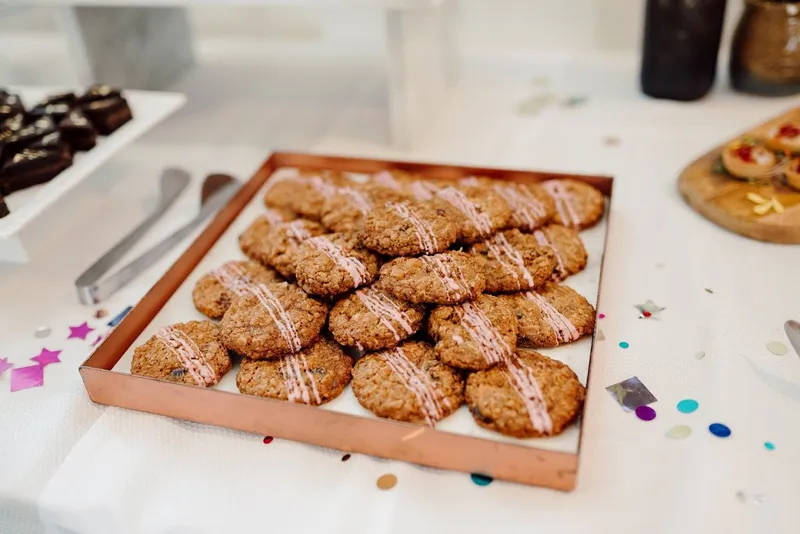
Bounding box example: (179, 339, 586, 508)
(730, 0, 800, 96)
(640, 0, 728, 101)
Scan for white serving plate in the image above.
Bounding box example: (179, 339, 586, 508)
(0, 86, 186, 263)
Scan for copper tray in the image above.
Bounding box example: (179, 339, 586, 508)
(80, 152, 614, 491)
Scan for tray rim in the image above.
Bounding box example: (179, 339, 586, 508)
(80, 151, 614, 490)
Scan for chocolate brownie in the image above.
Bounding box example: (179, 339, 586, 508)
(352, 340, 464, 426)
(435, 185, 511, 243)
(320, 184, 407, 233)
(192, 260, 283, 320)
(59, 109, 97, 151)
(6, 116, 56, 155)
(379, 251, 485, 304)
(503, 284, 595, 348)
(492, 182, 555, 231)
(27, 102, 73, 124)
(541, 179, 604, 230)
(0, 148, 71, 194)
(83, 97, 132, 135)
(531, 224, 588, 281)
(466, 351, 585, 438)
(236, 338, 353, 405)
(131, 320, 232, 387)
(294, 233, 379, 296)
(470, 229, 556, 293)
(428, 294, 517, 370)
(328, 286, 426, 351)
(220, 282, 328, 360)
(263, 169, 349, 220)
(360, 200, 460, 256)
(0, 194, 8, 219)
(76, 84, 122, 105)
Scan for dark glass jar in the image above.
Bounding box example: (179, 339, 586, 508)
(730, 0, 800, 96)
(640, 0, 728, 101)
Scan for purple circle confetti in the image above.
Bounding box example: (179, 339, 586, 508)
(635, 405, 656, 421)
(709, 423, 731, 438)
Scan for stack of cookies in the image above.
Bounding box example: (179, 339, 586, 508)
(131, 167, 606, 439)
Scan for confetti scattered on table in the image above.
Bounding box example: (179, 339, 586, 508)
(705, 288, 713, 294)
(377, 474, 398, 490)
(606, 376, 657, 411)
(107, 306, 133, 327)
(0, 357, 12, 378)
(619, 341, 629, 349)
(471, 473, 493, 486)
(635, 405, 657, 421)
(784, 320, 800, 357)
(603, 136, 620, 146)
(635, 300, 665, 320)
(695, 351, 706, 360)
(10, 365, 44, 392)
(676, 399, 699, 414)
(665, 425, 692, 440)
(34, 326, 51, 339)
(766, 341, 788, 355)
(68, 321, 94, 341)
(596, 329, 606, 341)
(94, 309, 108, 319)
(262, 436, 273, 444)
(709, 423, 731, 438)
(31, 348, 61, 367)
(764, 441, 775, 451)
(598, 313, 605, 319)
(90, 334, 104, 347)
(341, 454, 351, 462)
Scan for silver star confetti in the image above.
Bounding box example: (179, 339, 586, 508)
(635, 300, 665, 320)
(785, 320, 800, 358)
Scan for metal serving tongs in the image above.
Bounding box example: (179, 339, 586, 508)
(76, 170, 240, 305)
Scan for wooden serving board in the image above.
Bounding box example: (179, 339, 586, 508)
(678, 108, 800, 244)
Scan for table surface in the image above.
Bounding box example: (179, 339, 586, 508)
(2, 49, 800, 534)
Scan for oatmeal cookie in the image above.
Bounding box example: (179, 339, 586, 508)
(131, 320, 232, 387)
(503, 284, 595, 348)
(236, 338, 352, 405)
(263, 169, 349, 220)
(466, 351, 585, 438)
(328, 286, 426, 351)
(360, 199, 460, 256)
(320, 184, 407, 233)
(294, 233, 379, 297)
(238, 214, 305, 267)
(531, 224, 587, 281)
(192, 260, 283, 319)
(379, 251, 485, 305)
(258, 219, 326, 277)
(351, 341, 464, 426)
(435, 185, 511, 243)
(470, 229, 556, 293)
(428, 294, 517, 370)
(220, 282, 328, 360)
(540, 179, 605, 230)
(492, 182, 555, 231)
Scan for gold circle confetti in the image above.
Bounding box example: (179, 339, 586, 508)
(767, 341, 788, 355)
(665, 425, 692, 440)
(695, 351, 706, 360)
(34, 326, 51, 338)
(376, 474, 397, 490)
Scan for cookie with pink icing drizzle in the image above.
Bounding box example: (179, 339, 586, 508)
(428, 294, 518, 371)
(220, 282, 328, 360)
(352, 341, 464, 425)
(132, 320, 232, 387)
(321, 184, 407, 233)
(263, 169, 350, 220)
(248, 219, 325, 278)
(492, 182, 555, 232)
(435, 185, 511, 243)
(192, 260, 282, 319)
(329, 286, 426, 350)
(379, 251, 485, 304)
(531, 224, 588, 281)
(540, 179, 604, 230)
(470, 229, 557, 293)
(236, 338, 353, 405)
(294, 233, 379, 297)
(503, 284, 595, 348)
(361, 199, 459, 256)
(466, 350, 585, 437)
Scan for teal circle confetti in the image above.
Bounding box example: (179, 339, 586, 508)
(677, 399, 699, 414)
(764, 442, 775, 451)
(619, 341, 630, 349)
(709, 423, 731, 438)
(471, 473, 493, 486)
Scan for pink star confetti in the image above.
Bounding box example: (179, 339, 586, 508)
(10, 365, 44, 392)
(68, 321, 94, 341)
(31, 348, 61, 367)
(0, 357, 12, 378)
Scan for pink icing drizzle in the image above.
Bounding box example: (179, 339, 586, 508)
(284, 220, 312, 245)
(338, 187, 373, 215)
(373, 170, 403, 191)
(493, 184, 547, 229)
(306, 174, 340, 197)
(392, 202, 439, 254)
(307, 236, 369, 287)
(502, 354, 553, 434)
(524, 291, 580, 343)
(245, 284, 302, 353)
(262, 209, 285, 226)
(279, 352, 321, 405)
(211, 261, 254, 297)
(382, 346, 451, 426)
(408, 181, 439, 201)
(437, 186, 493, 236)
(356, 287, 415, 341)
(155, 326, 217, 386)
(457, 301, 511, 365)
(541, 181, 581, 228)
(420, 255, 471, 300)
(483, 233, 535, 290)
(533, 229, 564, 280)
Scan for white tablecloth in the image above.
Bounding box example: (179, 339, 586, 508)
(2, 52, 800, 534)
